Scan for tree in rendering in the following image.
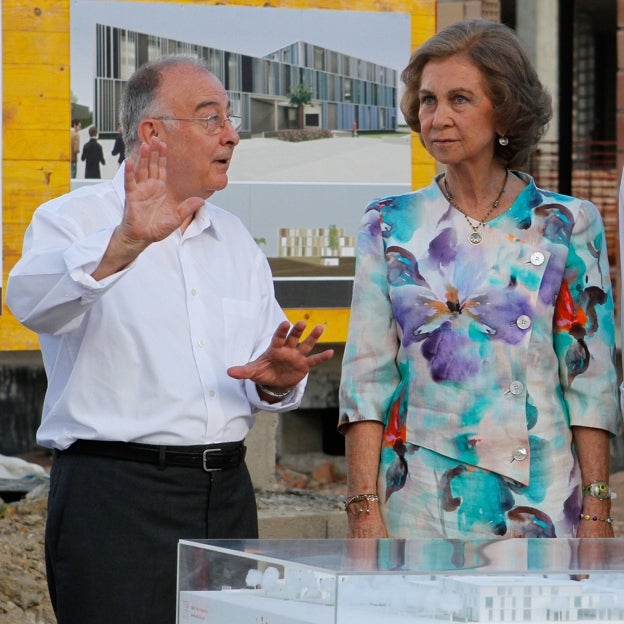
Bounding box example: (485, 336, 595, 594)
(288, 83, 312, 130)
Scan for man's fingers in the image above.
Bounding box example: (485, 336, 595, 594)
(284, 320, 307, 345)
(306, 348, 335, 369)
(131, 138, 166, 184)
(294, 324, 326, 354)
(178, 197, 205, 223)
(123, 157, 137, 192)
(226, 364, 247, 379)
(270, 320, 296, 347)
(133, 142, 151, 183)
(148, 137, 166, 179)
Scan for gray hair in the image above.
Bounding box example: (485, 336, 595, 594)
(401, 19, 552, 169)
(120, 55, 215, 155)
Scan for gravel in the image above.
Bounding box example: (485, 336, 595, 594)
(0, 485, 55, 624)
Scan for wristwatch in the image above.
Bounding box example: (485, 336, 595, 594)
(583, 481, 611, 500)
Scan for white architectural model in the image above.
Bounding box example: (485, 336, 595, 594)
(179, 565, 624, 624)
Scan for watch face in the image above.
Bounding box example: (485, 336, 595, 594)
(589, 481, 610, 499)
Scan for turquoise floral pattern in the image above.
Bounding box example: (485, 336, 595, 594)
(339, 172, 620, 538)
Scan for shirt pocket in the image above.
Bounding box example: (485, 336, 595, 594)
(222, 297, 260, 365)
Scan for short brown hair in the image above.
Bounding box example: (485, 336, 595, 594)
(400, 19, 552, 169)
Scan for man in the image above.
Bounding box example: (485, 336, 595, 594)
(6, 56, 334, 624)
(80, 125, 106, 178)
(70, 118, 81, 178)
(112, 122, 126, 165)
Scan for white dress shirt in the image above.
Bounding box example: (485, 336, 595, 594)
(6, 166, 304, 449)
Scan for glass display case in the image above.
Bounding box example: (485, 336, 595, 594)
(177, 538, 624, 623)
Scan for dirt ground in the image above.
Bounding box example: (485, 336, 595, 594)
(1, 458, 623, 624)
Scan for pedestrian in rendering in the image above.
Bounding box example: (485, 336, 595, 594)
(81, 125, 105, 178)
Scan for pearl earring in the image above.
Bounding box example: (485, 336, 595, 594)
(498, 135, 509, 146)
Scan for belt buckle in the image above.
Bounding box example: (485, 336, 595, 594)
(202, 448, 223, 472)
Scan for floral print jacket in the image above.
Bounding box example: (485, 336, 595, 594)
(339, 172, 620, 487)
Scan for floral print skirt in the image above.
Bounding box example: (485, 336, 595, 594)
(378, 445, 582, 539)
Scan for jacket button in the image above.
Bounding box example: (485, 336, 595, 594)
(509, 380, 524, 395)
(516, 315, 532, 330)
(512, 447, 528, 462)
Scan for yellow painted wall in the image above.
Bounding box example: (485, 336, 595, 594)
(1, 0, 435, 350)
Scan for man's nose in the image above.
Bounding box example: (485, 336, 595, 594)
(221, 121, 240, 145)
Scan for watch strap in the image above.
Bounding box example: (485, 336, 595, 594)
(583, 480, 611, 500)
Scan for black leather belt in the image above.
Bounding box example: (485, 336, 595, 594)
(60, 439, 246, 472)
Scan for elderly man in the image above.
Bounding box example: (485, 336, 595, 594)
(7, 56, 333, 624)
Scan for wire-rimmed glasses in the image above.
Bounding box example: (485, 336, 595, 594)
(154, 113, 242, 134)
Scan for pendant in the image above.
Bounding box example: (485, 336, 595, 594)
(469, 231, 483, 245)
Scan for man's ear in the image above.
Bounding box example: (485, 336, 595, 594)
(137, 119, 159, 144)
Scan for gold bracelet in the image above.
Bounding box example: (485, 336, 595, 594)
(344, 493, 380, 515)
(579, 513, 613, 524)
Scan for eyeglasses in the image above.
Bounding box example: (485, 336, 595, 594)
(154, 113, 242, 134)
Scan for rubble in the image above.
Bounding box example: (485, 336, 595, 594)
(0, 487, 55, 624)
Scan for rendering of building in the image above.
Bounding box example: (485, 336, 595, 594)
(93, 24, 398, 137)
(277, 226, 356, 259)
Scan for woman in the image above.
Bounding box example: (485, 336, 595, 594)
(339, 19, 620, 540)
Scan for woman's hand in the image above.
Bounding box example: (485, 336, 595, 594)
(346, 504, 388, 538)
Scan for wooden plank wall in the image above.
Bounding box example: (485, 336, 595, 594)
(2, 1, 70, 350)
(1, 0, 435, 351)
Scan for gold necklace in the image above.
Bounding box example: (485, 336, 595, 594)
(443, 169, 509, 245)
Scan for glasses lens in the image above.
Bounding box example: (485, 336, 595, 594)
(228, 115, 242, 131)
(203, 115, 242, 134)
(205, 116, 221, 134)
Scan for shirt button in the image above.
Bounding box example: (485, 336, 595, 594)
(512, 447, 528, 462)
(191, 288, 198, 296)
(209, 390, 215, 398)
(516, 315, 532, 330)
(509, 380, 524, 395)
(530, 252, 545, 266)
(198, 340, 205, 348)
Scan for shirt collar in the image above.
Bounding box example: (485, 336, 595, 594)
(111, 163, 221, 240)
(185, 202, 220, 240)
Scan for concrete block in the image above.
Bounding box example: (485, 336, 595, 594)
(258, 512, 329, 538)
(326, 512, 347, 538)
(258, 510, 347, 539)
(246, 411, 278, 490)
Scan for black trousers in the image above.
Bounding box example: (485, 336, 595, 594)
(45, 450, 258, 624)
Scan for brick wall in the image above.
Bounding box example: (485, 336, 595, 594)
(618, 0, 624, 174)
(437, 0, 501, 28)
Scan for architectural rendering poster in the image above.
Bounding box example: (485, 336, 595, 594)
(0, 1, 430, 349)
(70, 1, 413, 259)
